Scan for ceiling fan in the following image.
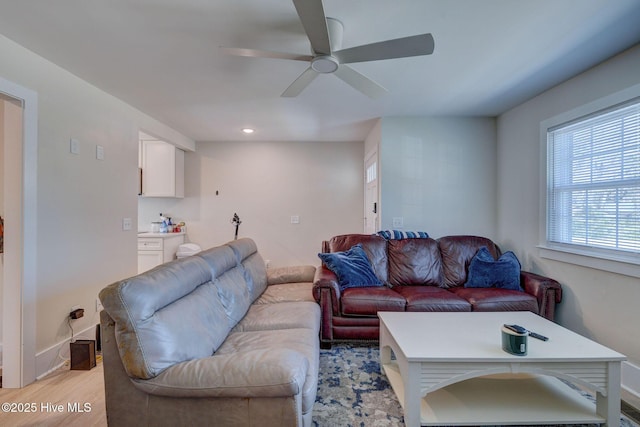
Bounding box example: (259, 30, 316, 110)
(221, 0, 435, 98)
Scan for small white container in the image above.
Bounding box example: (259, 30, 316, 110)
(176, 243, 201, 258)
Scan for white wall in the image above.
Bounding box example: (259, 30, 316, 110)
(0, 98, 6, 365)
(0, 35, 194, 376)
(379, 117, 497, 239)
(139, 140, 364, 267)
(497, 45, 640, 390)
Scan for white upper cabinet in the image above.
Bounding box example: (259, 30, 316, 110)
(140, 140, 185, 198)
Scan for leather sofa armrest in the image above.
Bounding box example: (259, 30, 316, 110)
(267, 265, 316, 285)
(313, 266, 341, 314)
(521, 270, 563, 321)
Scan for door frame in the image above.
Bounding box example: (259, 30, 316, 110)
(1, 76, 38, 388)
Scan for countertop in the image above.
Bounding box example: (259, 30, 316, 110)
(138, 231, 186, 238)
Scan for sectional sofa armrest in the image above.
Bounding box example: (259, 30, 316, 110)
(312, 266, 341, 313)
(521, 270, 563, 321)
(267, 265, 316, 285)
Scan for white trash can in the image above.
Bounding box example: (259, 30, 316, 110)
(176, 243, 202, 259)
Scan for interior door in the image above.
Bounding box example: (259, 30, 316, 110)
(0, 79, 38, 388)
(364, 152, 378, 234)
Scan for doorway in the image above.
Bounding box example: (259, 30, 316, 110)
(0, 77, 38, 388)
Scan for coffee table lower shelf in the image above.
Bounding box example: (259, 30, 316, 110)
(382, 362, 605, 426)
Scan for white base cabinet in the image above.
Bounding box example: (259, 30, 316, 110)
(137, 233, 185, 274)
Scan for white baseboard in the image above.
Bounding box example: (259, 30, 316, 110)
(622, 360, 640, 401)
(35, 323, 98, 380)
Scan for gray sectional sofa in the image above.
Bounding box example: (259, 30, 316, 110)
(99, 238, 320, 427)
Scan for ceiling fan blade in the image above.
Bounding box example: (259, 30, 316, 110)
(292, 0, 331, 55)
(220, 47, 313, 62)
(334, 33, 434, 64)
(281, 67, 318, 97)
(333, 65, 387, 99)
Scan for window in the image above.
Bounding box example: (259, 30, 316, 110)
(546, 98, 640, 259)
(366, 161, 377, 184)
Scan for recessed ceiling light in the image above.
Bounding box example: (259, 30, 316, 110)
(241, 128, 254, 134)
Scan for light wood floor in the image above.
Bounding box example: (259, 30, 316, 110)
(0, 357, 107, 427)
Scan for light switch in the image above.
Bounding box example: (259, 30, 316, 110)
(291, 215, 300, 224)
(70, 138, 80, 155)
(122, 218, 132, 231)
(96, 145, 104, 160)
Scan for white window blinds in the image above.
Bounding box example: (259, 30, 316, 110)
(547, 99, 640, 254)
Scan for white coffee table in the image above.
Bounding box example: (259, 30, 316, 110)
(378, 311, 626, 427)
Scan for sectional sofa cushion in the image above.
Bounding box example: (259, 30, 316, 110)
(227, 238, 268, 301)
(232, 301, 321, 333)
(99, 256, 224, 379)
(132, 327, 318, 415)
(199, 245, 253, 329)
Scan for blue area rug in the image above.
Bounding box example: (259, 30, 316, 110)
(312, 343, 639, 427)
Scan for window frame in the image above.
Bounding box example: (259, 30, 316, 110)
(539, 83, 640, 278)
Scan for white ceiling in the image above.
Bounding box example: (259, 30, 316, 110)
(1, 0, 640, 142)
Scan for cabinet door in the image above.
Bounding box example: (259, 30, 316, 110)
(162, 234, 185, 262)
(138, 250, 164, 274)
(141, 140, 184, 197)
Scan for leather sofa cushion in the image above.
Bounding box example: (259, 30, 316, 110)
(254, 282, 315, 304)
(388, 238, 444, 287)
(217, 328, 319, 414)
(227, 238, 268, 302)
(450, 287, 539, 313)
(340, 287, 405, 316)
(267, 265, 316, 285)
(327, 234, 389, 284)
(232, 301, 320, 333)
(134, 327, 319, 415)
(393, 286, 471, 312)
(99, 256, 226, 380)
(438, 235, 500, 288)
(197, 243, 254, 329)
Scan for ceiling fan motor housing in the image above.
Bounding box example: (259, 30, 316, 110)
(311, 55, 339, 73)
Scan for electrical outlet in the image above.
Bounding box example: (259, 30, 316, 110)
(69, 307, 84, 319)
(96, 298, 104, 312)
(392, 217, 404, 228)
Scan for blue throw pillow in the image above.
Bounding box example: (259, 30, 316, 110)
(318, 244, 383, 291)
(464, 247, 522, 291)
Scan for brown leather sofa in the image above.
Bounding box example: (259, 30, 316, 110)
(313, 234, 562, 348)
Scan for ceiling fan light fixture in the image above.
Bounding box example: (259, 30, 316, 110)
(311, 55, 339, 74)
